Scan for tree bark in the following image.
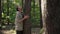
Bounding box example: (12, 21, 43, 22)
(0, 0, 2, 29)
(23, 0, 31, 34)
(39, 0, 43, 28)
(7, 0, 9, 25)
(41, 0, 60, 34)
(0, 0, 3, 34)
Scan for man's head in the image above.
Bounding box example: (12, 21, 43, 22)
(16, 5, 22, 12)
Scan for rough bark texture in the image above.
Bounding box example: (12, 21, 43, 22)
(23, 0, 31, 34)
(41, 0, 60, 34)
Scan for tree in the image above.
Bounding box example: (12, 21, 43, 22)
(39, 0, 43, 28)
(0, 0, 3, 34)
(23, 0, 31, 34)
(41, 0, 60, 34)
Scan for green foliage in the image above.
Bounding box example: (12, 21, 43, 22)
(31, 0, 40, 26)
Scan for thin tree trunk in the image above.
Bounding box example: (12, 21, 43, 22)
(23, 0, 31, 34)
(39, 0, 43, 28)
(7, 0, 9, 25)
(41, 0, 60, 34)
(0, 0, 3, 34)
(0, 0, 2, 29)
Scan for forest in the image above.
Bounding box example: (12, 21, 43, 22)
(1, 0, 40, 27)
(0, 0, 41, 34)
(0, 0, 60, 34)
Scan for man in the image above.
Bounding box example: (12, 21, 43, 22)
(15, 6, 29, 34)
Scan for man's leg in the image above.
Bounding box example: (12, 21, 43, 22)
(16, 30, 23, 34)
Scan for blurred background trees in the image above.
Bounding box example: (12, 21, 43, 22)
(0, 0, 41, 34)
(1, 0, 41, 28)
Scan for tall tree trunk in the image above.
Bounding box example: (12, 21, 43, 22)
(23, 0, 31, 34)
(7, 0, 9, 25)
(39, 0, 43, 28)
(0, 0, 3, 34)
(0, 0, 1, 26)
(41, 0, 60, 34)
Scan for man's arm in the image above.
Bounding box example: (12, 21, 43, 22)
(18, 15, 29, 23)
(18, 18, 26, 22)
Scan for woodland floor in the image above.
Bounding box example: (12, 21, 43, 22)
(1, 28, 40, 34)
(0, 24, 40, 34)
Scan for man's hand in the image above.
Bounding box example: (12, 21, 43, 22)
(24, 15, 29, 19)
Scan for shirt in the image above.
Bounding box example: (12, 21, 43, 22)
(15, 11, 23, 31)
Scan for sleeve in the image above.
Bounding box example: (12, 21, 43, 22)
(15, 12, 21, 21)
(16, 12, 22, 20)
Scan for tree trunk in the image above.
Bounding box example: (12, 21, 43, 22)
(39, 0, 43, 28)
(41, 0, 60, 34)
(0, 0, 3, 34)
(23, 0, 31, 34)
(7, 0, 9, 25)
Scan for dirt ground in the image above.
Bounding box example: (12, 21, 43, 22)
(1, 28, 40, 34)
(0, 24, 40, 34)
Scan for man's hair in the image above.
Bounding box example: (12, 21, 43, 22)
(16, 5, 20, 11)
(16, 7, 19, 11)
(16, 5, 22, 11)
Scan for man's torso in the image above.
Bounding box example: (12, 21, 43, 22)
(15, 11, 23, 31)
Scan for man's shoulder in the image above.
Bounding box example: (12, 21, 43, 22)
(16, 11, 21, 14)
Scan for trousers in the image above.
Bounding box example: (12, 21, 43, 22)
(16, 30, 23, 34)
